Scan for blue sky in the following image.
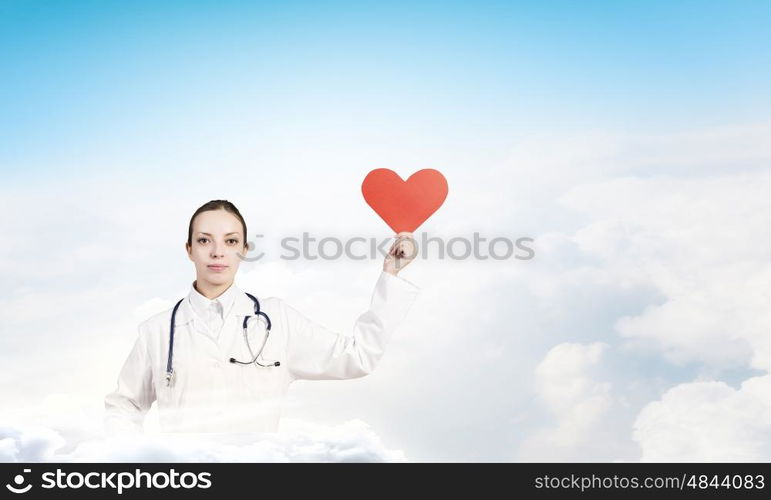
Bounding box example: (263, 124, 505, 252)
(2, 0, 771, 181)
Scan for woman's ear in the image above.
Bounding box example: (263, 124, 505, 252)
(185, 242, 193, 262)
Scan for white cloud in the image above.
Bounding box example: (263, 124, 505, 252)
(516, 343, 619, 460)
(633, 374, 771, 461)
(0, 424, 66, 462)
(0, 417, 406, 463)
(534, 342, 612, 432)
(560, 172, 771, 370)
(5, 118, 771, 462)
(513, 121, 771, 461)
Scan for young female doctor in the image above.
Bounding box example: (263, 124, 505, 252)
(104, 200, 419, 434)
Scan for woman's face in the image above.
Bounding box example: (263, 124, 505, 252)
(186, 209, 246, 288)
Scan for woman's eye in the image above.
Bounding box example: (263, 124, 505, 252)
(227, 239, 239, 245)
(197, 238, 208, 244)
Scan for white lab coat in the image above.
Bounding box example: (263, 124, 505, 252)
(104, 271, 419, 435)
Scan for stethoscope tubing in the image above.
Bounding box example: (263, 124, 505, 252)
(165, 292, 279, 387)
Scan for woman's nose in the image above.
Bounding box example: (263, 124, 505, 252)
(210, 242, 225, 258)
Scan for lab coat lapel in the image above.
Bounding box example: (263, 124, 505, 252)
(174, 284, 259, 344)
(172, 299, 194, 327)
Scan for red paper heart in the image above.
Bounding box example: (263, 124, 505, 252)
(361, 168, 448, 233)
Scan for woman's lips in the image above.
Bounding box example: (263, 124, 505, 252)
(207, 265, 228, 272)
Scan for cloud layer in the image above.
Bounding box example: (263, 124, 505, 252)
(0, 418, 406, 463)
(2, 120, 771, 462)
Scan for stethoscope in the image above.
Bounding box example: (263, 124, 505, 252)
(165, 292, 280, 387)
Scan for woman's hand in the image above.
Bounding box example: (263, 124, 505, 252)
(383, 232, 417, 276)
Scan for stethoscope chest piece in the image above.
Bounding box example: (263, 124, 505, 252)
(165, 369, 176, 387)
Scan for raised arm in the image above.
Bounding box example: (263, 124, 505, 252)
(284, 270, 420, 381)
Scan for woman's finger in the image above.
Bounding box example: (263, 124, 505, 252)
(388, 232, 415, 261)
(397, 237, 414, 257)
